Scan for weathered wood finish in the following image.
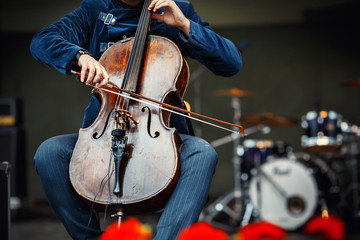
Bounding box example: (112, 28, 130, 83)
(69, 36, 189, 215)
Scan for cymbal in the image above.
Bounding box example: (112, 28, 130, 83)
(240, 112, 297, 126)
(342, 79, 360, 88)
(212, 88, 256, 97)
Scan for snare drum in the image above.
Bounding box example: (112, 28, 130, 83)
(301, 110, 343, 153)
(249, 153, 339, 230)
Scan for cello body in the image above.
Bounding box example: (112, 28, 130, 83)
(69, 35, 189, 215)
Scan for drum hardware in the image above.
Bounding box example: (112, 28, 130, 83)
(210, 125, 270, 148)
(200, 92, 258, 231)
(344, 127, 360, 218)
(319, 198, 329, 219)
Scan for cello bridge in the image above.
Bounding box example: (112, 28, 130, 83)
(115, 110, 139, 125)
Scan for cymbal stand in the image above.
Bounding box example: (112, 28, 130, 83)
(210, 125, 269, 148)
(346, 130, 360, 217)
(200, 96, 256, 230)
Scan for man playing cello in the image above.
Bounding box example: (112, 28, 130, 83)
(31, 0, 242, 239)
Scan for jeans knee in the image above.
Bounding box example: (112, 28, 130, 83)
(206, 139, 218, 161)
(33, 134, 78, 174)
(181, 135, 218, 173)
(197, 139, 217, 167)
(34, 137, 56, 172)
(203, 142, 218, 173)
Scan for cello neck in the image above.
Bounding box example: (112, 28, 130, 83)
(122, 0, 152, 92)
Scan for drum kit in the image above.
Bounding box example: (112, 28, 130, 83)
(200, 84, 360, 232)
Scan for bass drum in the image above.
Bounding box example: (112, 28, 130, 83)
(249, 153, 339, 230)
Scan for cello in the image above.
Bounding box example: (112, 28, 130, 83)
(69, 0, 187, 216)
(69, 0, 244, 218)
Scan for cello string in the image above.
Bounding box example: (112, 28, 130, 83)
(100, 87, 242, 135)
(116, 0, 152, 114)
(130, 0, 151, 92)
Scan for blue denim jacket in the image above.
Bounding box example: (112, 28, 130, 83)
(30, 0, 242, 134)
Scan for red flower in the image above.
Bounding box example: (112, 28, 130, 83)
(177, 222, 229, 240)
(99, 217, 152, 240)
(236, 221, 287, 240)
(303, 214, 345, 240)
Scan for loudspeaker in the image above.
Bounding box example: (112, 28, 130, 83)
(0, 97, 26, 198)
(0, 98, 22, 127)
(0, 127, 26, 197)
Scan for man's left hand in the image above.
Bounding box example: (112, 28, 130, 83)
(149, 0, 190, 38)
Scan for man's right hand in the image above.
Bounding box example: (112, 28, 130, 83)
(78, 54, 109, 88)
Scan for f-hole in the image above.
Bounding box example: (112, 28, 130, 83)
(142, 106, 160, 138)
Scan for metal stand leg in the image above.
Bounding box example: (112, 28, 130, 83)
(340, 128, 360, 218)
(348, 138, 360, 217)
(200, 190, 254, 231)
(200, 96, 254, 232)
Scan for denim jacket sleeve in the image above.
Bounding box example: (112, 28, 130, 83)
(178, 2, 242, 77)
(30, 0, 242, 77)
(30, 1, 98, 75)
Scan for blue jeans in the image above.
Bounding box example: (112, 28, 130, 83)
(34, 133, 217, 240)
